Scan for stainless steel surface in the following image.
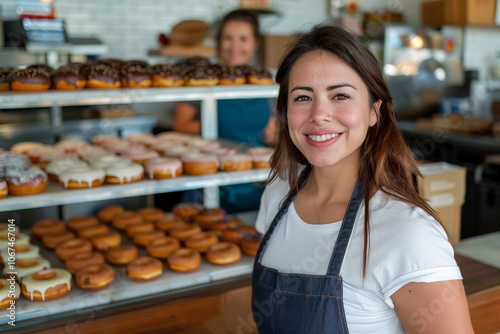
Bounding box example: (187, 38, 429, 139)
(0, 169, 270, 212)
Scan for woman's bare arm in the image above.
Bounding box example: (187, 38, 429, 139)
(174, 102, 200, 134)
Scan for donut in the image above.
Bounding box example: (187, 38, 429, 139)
(163, 146, 199, 159)
(132, 230, 165, 247)
(219, 154, 253, 172)
(151, 64, 184, 87)
(25, 145, 63, 164)
(0, 223, 18, 236)
(55, 238, 93, 261)
(169, 224, 202, 242)
(0, 245, 40, 264)
(183, 66, 219, 86)
(41, 230, 75, 249)
(84, 63, 122, 89)
(78, 146, 112, 164)
(121, 63, 152, 88)
(27, 64, 54, 73)
(32, 218, 66, 238)
(240, 233, 261, 257)
(185, 232, 218, 253)
(97, 205, 124, 224)
(126, 133, 156, 146)
(91, 156, 131, 169)
(145, 236, 181, 259)
(3, 258, 50, 281)
(221, 225, 257, 244)
(111, 211, 143, 230)
(8, 68, 51, 91)
(182, 153, 219, 175)
(104, 162, 144, 184)
(121, 147, 159, 165)
(5, 168, 48, 195)
(155, 216, 186, 232)
(55, 140, 89, 154)
(0, 279, 20, 309)
(247, 147, 274, 169)
(66, 216, 99, 232)
(44, 158, 86, 179)
(97, 59, 124, 69)
(0, 180, 8, 199)
(77, 224, 110, 239)
(187, 139, 221, 153)
(91, 134, 121, 147)
(167, 248, 201, 273)
(126, 256, 163, 281)
(0, 153, 32, 175)
(0, 232, 29, 250)
(210, 217, 243, 236)
(213, 64, 246, 85)
(172, 202, 204, 222)
(206, 242, 241, 265)
(10, 142, 44, 155)
(151, 141, 178, 156)
(90, 231, 121, 252)
(192, 208, 226, 230)
(144, 158, 183, 179)
(106, 245, 138, 266)
(76, 264, 114, 290)
(21, 269, 72, 301)
(51, 65, 87, 89)
(125, 222, 155, 238)
(139, 207, 165, 223)
(247, 66, 274, 85)
(59, 167, 105, 189)
(65, 251, 105, 274)
(0, 68, 12, 91)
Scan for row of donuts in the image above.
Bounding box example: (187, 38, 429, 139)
(0, 57, 274, 91)
(0, 203, 260, 305)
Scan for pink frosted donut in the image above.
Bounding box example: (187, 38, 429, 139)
(91, 135, 121, 146)
(104, 162, 144, 184)
(156, 132, 200, 144)
(55, 140, 89, 153)
(126, 133, 156, 147)
(247, 147, 274, 169)
(163, 146, 199, 159)
(121, 148, 159, 164)
(182, 153, 219, 175)
(10, 142, 44, 155)
(76, 146, 112, 163)
(91, 156, 131, 169)
(151, 141, 178, 156)
(144, 158, 183, 179)
(59, 167, 105, 189)
(188, 139, 221, 152)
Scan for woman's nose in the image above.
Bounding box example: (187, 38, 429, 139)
(309, 98, 333, 124)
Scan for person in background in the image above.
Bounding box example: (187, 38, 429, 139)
(252, 24, 474, 333)
(174, 9, 276, 213)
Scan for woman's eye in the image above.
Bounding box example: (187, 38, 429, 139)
(333, 93, 349, 100)
(293, 96, 310, 102)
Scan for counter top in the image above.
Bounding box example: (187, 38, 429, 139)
(455, 231, 500, 269)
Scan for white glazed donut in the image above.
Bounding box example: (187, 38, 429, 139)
(104, 162, 144, 184)
(91, 156, 131, 169)
(21, 268, 72, 301)
(0, 232, 29, 250)
(0, 244, 40, 263)
(144, 158, 183, 179)
(59, 166, 105, 189)
(0, 278, 20, 309)
(45, 159, 89, 181)
(3, 257, 51, 281)
(0, 223, 19, 236)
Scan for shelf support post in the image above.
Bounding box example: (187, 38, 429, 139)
(51, 105, 62, 128)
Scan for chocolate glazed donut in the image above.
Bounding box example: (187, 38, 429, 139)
(8, 68, 52, 91)
(214, 64, 246, 85)
(121, 61, 152, 88)
(0, 68, 12, 91)
(85, 64, 122, 89)
(52, 65, 87, 90)
(183, 66, 219, 86)
(151, 64, 184, 87)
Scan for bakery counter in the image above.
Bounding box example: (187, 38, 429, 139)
(0, 168, 270, 212)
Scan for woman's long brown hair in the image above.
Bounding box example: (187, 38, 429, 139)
(268, 24, 442, 277)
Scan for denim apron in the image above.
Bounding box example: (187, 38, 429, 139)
(252, 165, 364, 333)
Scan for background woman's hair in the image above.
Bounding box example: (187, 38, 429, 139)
(216, 9, 261, 52)
(268, 24, 442, 276)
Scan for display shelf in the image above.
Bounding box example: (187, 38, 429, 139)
(0, 169, 270, 212)
(0, 85, 279, 109)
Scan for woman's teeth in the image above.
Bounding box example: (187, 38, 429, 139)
(307, 133, 339, 142)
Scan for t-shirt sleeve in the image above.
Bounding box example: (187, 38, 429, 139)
(255, 176, 289, 235)
(369, 205, 462, 308)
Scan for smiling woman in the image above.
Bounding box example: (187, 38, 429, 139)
(252, 25, 474, 334)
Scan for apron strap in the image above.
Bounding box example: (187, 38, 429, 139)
(326, 178, 364, 276)
(255, 164, 312, 262)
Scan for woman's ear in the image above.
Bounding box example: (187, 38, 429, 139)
(369, 99, 382, 127)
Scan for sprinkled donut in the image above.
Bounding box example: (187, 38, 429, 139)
(8, 68, 51, 91)
(5, 168, 48, 195)
(151, 64, 184, 87)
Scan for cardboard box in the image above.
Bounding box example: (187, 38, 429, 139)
(443, 0, 496, 25)
(422, 1, 445, 27)
(418, 162, 467, 245)
(261, 35, 299, 70)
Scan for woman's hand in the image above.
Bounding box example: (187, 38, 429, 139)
(392, 279, 474, 333)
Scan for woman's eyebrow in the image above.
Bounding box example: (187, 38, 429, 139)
(290, 84, 357, 93)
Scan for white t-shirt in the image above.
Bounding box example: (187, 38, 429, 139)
(255, 175, 462, 334)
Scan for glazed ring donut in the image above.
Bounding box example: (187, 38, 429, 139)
(41, 230, 75, 249)
(97, 205, 124, 224)
(154, 216, 186, 232)
(144, 158, 183, 179)
(0, 223, 19, 236)
(0, 232, 30, 250)
(55, 238, 93, 261)
(65, 251, 105, 274)
(90, 231, 121, 252)
(0, 180, 8, 199)
(247, 147, 273, 169)
(169, 224, 202, 242)
(184, 232, 218, 253)
(221, 225, 257, 244)
(206, 242, 241, 265)
(125, 222, 155, 238)
(111, 211, 143, 230)
(21, 269, 72, 301)
(58, 167, 105, 189)
(106, 245, 138, 266)
(32, 219, 66, 238)
(182, 153, 219, 175)
(240, 233, 261, 258)
(77, 224, 110, 239)
(76, 264, 114, 290)
(66, 216, 99, 232)
(219, 154, 253, 172)
(139, 207, 165, 223)
(132, 230, 165, 247)
(172, 203, 204, 223)
(167, 248, 201, 273)
(209, 217, 243, 236)
(145, 236, 181, 259)
(4, 257, 50, 282)
(0, 245, 40, 264)
(5, 168, 48, 195)
(104, 162, 144, 184)
(192, 208, 226, 230)
(0, 278, 20, 309)
(126, 256, 163, 281)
